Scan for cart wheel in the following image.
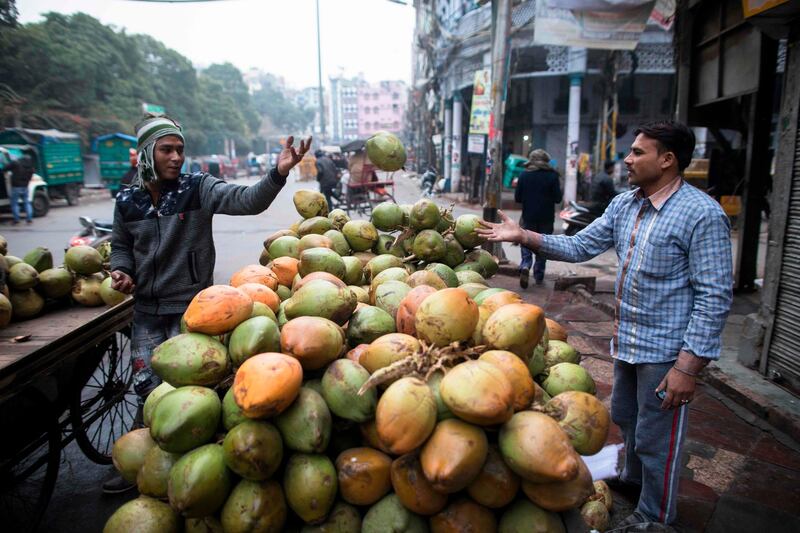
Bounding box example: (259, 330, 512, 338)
(70, 327, 137, 464)
(0, 419, 61, 533)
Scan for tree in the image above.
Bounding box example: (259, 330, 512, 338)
(0, 0, 18, 28)
(252, 78, 315, 135)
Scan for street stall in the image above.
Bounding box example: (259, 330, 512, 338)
(0, 299, 136, 533)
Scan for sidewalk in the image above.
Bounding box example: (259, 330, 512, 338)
(488, 274, 800, 532)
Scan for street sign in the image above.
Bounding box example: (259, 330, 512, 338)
(467, 134, 485, 154)
(141, 102, 165, 115)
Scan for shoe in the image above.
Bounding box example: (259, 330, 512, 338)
(11, 220, 19, 225)
(26, 219, 32, 224)
(519, 270, 529, 289)
(614, 513, 678, 532)
(535, 278, 544, 286)
(102, 469, 136, 494)
(606, 476, 643, 502)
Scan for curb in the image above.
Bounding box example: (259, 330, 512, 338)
(702, 366, 800, 444)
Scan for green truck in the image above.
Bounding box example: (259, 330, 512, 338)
(93, 133, 136, 196)
(0, 128, 84, 205)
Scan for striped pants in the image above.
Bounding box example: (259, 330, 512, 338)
(611, 359, 689, 524)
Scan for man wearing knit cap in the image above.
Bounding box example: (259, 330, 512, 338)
(513, 148, 562, 288)
(105, 114, 310, 492)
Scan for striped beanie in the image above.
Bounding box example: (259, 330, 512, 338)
(135, 114, 184, 150)
(133, 114, 185, 186)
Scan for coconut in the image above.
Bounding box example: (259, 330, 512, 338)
(285, 279, 357, 326)
(405, 270, 447, 290)
(498, 499, 565, 533)
(136, 446, 182, 499)
(23, 246, 53, 273)
(365, 131, 407, 171)
(323, 229, 351, 256)
(581, 500, 611, 531)
(220, 479, 287, 533)
(343, 220, 379, 252)
(371, 202, 405, 232)
(143, 382, 175, 427)
(150, 386, 221, 453)
(546, 318, 568, 341)
(373, 234, 403, 257)
(103, 496, 180, 533)
(544, 391, 609, 456)
(409, 199, 441, 230)
(390, 453, 448, 515)
(263, 229, 299, 250)
(328, 208, 350, 230)
(321, 359, 376, 422)
(274, 387, 332, 453)
(373, 280, 411, 320)
(112, 428, 157, 482)
(482, 303, 546, 363)
(168, 444, 232, 518)
(361, 333, 420, 375)
(0, 234, 7, 255)
(222, 387, 248, 431)
(151, 332, 230, 387)
(412, 230, 446, 262)
(0, 293, 12, 327)
(593, 480, 613, 511)
(466, 445, 520, 509)
(268, 235, 301, 259)
(72, 273, 106, 307)
(376, 377, 437, 454)
(395, 285, 437, 336)
(521, 455, 594, 512)
(365, 254, 405, 282)
(430, 498, 497, 532)
(280, 316, 346, 370)
(298, 216, 334, 236)
(8, 262, 39, 290)
(293, 271, 347, 292)
(454, 214, 487, 249)
(542, 363, 597, 396)
(300, 502, 361, 533)
(228, 316, 281, 367)
(10, 289, 44, 319)
(479, 350, 537, 412)
(415, 288, 479, 347)
(466, 248, 499, 277)
(459, 282, 489, 300)
(65, 245, 104, 275)
(420, 419, 488, 493)
(298, 247, 346, 279)
(349, 285, 369, 303)
(336, 447, 393, 506)
(440, 360, 514, 425)
(100, 276, 128, 306)
(544, 340, 580, 369)
(294, 189, 329, 218)
(222, 420, 283, 480)
(298, 234, 334, 254)
(424, 263, 459, 288)
(283, 454, 338, 524)
(342, 256, 365, 285)
(347, 305, 397, 347)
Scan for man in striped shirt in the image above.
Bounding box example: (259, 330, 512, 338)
(478, 121, 733, 528)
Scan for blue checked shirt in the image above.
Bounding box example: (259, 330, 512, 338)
(539, 180, 733, 363)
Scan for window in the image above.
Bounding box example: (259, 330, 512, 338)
(364, 107, 370, 114)
(393, 93, 399, 100)
(373, 106, 379, 114)
(392, 104, 399, 112)
(364, 121, 371, 129)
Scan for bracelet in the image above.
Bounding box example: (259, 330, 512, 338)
(673, 365, 699, 378)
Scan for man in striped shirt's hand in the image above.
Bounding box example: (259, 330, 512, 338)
(478, 121, 733, 528)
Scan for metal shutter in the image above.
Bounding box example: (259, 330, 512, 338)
(768, 114, 800, 393)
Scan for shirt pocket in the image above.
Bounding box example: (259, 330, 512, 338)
(639, 238, 685, 278)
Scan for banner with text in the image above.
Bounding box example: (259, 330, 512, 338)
(468, 70, 492, 135)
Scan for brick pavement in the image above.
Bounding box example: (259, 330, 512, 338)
(489, 273, 800, 532)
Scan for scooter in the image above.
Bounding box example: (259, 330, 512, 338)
(69, 216, 112, 248)
(559, 201, 601, 236)
(420, 167, 445, 198)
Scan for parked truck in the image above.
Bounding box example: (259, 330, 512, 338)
(93, 133, 136, 196)
(0, 128, 84, 206)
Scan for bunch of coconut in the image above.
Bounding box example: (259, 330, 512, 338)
(103, 236, 613, 532)
(0, 240, 128, 327)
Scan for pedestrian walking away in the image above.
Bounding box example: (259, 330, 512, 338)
(315, 150, 340, 210)
(514, 148, 562, 288)
(105, 113, 311, 493)
(477, 120, 733, 529)
(3, 153, 35, 224)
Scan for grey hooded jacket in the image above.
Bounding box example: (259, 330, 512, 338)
(110, 168, 285, 314)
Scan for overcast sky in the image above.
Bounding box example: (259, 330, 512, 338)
(18, 0, 416, 89)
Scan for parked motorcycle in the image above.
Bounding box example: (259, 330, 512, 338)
(559, 201, 601, 236)
(420, 167, 446, 198)
(69, 216, 112, 249)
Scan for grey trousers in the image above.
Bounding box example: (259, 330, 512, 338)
(131, 310, 182, 400)
(611, 359, 690, 524)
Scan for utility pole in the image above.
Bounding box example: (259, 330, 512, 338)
(564, 47, 586, 205)
(483, 0, 512, 254)
(315, 0, 326, 140)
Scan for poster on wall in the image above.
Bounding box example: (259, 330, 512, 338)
(467, 134, 486, 154)
(468, 70, 491, 135)
(534, 0, 657, 50)
(742, 0, 789, 18)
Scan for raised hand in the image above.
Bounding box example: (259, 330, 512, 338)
(476, 210, 524, 243)
(277, 135, 313, 177)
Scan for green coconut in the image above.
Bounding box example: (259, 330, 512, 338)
(366, 131, 407, 172)
(65, 245, 104, 275)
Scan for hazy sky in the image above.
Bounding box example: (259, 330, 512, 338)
(18, 0, 416, 89)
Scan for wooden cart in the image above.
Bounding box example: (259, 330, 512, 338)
(0, 299, 136, 532)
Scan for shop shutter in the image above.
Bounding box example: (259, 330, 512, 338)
(768, 114, 800, 393)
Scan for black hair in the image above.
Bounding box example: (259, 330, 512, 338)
(604, 160, 615, 172)
(633, 120, 696, 172)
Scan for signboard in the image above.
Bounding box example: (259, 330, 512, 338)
(468, 70, 491, 135)
(533, 1, 655, 51)
(742, 0, 789, 17)
(432, 134, 442, 147)
(142, 102, 165, 115)
(467, 134, 486, 154)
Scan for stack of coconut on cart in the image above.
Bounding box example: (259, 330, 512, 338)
(103, 132, 614, 532)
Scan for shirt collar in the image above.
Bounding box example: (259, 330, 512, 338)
(635, 177, 682, 211)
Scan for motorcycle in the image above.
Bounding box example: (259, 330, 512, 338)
(420, 167, 446, 198)
(559, 201, 601, 236)
(69, 216, 112, 249)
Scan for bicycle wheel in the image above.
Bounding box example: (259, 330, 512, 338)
(70, 327, 137, 464)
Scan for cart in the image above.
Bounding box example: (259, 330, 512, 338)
(334, 162, 397, 217)
(0, 299, 136, 532)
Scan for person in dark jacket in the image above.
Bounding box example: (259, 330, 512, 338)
(591, 160, 618, 213)
(315, 150, 340, 210)
(514, 149, 562, 288)
(5, 154, 35, 224)
(104, 116, 310, 494)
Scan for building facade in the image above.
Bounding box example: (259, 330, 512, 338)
(357, 80, 408, 138)
(329, 76, 367, 143)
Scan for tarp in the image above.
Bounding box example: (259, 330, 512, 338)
(534, 0, 657, 50)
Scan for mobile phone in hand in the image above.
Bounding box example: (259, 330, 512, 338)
(655, 389, 667, 401)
